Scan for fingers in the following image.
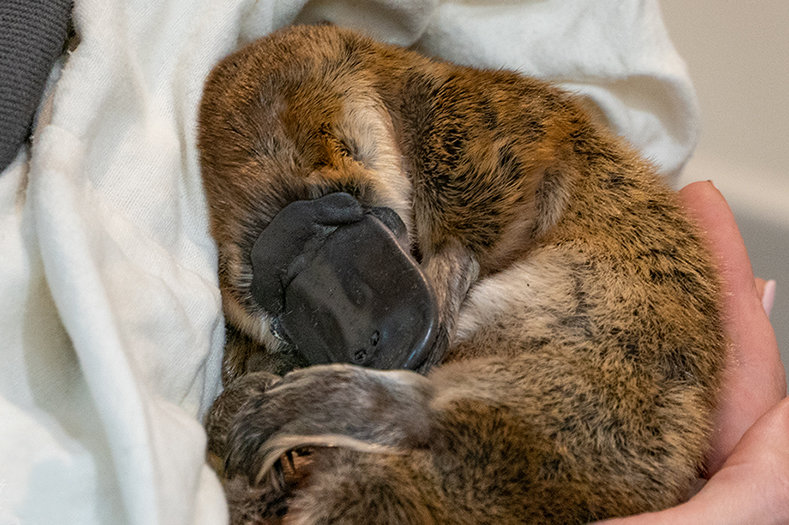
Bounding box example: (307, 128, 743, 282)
(599, 183, 786, 523)
(596, 398, 789, 525)
(678, 181, 785, 474)
(678, 182, 757, 296)
(761, 280, 776, 318)
(754, 278, 776, 317)
(754, 278, 766, 300)
(670, 396, 789, 524)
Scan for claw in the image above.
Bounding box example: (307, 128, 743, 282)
(286, 450, 296, 472)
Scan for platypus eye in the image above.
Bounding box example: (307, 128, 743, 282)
(337, 136, 363, 164)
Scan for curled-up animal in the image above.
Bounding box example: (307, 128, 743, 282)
(197, 24, 725, 524)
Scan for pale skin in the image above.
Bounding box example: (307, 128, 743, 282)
(601, 181, 788, 524)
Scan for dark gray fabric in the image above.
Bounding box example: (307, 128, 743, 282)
(0, 0, 73, 171)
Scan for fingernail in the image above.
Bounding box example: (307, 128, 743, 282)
(762, 280, 776, 317)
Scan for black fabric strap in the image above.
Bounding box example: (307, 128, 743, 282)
(0, 0, 73, 170)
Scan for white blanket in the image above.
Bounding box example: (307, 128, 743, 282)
(0, 1, 698, 523)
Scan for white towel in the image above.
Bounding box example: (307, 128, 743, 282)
(0, 1, 698, 524)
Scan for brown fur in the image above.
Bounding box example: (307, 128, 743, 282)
(198, 25, 725, 524)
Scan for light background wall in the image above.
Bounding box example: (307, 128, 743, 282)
(659, 1, 789, 382)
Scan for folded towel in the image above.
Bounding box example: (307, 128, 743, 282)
(0, 1, 698, 524)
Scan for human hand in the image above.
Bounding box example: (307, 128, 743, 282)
(598, 181, 787, 524)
